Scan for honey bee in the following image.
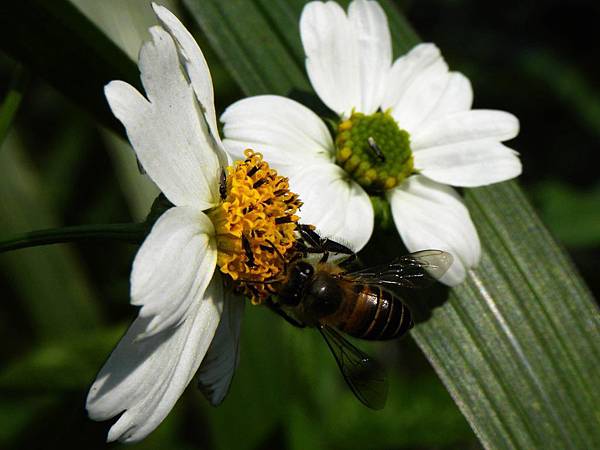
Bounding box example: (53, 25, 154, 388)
(263, 225, 453, 410)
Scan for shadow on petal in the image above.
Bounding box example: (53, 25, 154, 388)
(87, 315, 180, 417)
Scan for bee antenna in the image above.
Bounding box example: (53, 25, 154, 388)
(265, 239, 287, 268)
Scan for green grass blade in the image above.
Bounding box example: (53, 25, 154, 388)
(185, 0, 600, 448)
(0, 325, 126, 392)
(183, 0, 310, 96)
(0, 63, 28, 148)
(0, 0, 140, 135)
(0, 133, 101, 338)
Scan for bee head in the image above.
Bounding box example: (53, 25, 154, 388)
(278, 261, 314, 306)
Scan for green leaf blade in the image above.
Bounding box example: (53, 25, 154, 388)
(0, 0, 140, 135)
(412, 181, 600, 449)
(0, 134, 102, 338)
(184, 0, 310, 96)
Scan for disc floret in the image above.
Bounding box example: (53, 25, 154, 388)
(208, 150, 302, 304)
(335, 110, 414, 192)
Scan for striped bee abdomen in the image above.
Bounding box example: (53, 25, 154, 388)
(335, 286, 414, 340)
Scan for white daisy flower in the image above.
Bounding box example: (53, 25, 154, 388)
(86, 4, 302, 443)
(221, 0, 521, 285)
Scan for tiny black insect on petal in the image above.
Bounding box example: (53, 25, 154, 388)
(219, 169, 227, 200)
(367, 137, 386, 162)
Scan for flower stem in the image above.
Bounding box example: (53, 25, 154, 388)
(0, 223, 147, 253)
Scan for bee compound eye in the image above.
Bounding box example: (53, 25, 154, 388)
(301, 264, 314, 277)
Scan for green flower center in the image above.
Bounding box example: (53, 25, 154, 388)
(335, 110, 414, 192)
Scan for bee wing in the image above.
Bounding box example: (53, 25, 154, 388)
(340, 250, 453, 289)
(319, 325, 388, 410)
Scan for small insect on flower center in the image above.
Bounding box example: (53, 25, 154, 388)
(207, 149, 302, 304)
(335, 110, 414, 192)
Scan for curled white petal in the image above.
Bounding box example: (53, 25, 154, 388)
(197, 289, 245, 406)
(152, 4, 216, 136)
(414, 139, 522, 187)
(130, 206, 217, 336)
(221, 95, 334, 168)
(152, 4, 228, 166)
(301, 1, 359, 116)
(387, 175, 481, 286)
(86, 275, 224, 443)
(290, 163, 373, 252)
(105, 26, 221, 209)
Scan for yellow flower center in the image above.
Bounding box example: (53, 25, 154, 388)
(208, 149, 302, 304)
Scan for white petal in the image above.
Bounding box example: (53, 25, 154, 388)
(383, 45, 475, 130)
(290, 163, 373, 252)
(381, 44, 445, 115)
(301, 1, 360, 116)
(86, 275, 223, 443)
(221, 96, 374, 250)
(152, 4, 227, 166)
(221, 95, 334, 169)
(412, 110, 520, 149)
(348, 0, 392, 113)
(197, 290, 245, 406)
(425, 72, 473, 119)
(414, 140, 522, 187)
(387, 175, 480, 286)
(105, 26, 221, 209)
(386, 52, 451, 132)
(130, 206, 217, 336)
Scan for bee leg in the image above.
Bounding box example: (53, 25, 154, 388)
(297, 224, 322, 250)
(319, 251, 330, 264)
(320, 239, 355, 256)
(340, 252, 357, 266)
(317, 239, 356, 264)
(266, 298, 305, 328)
(294, 240, 310, 258)
(298, 224, 355, 259)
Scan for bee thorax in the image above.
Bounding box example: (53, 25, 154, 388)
(307, 273, 343, 317)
